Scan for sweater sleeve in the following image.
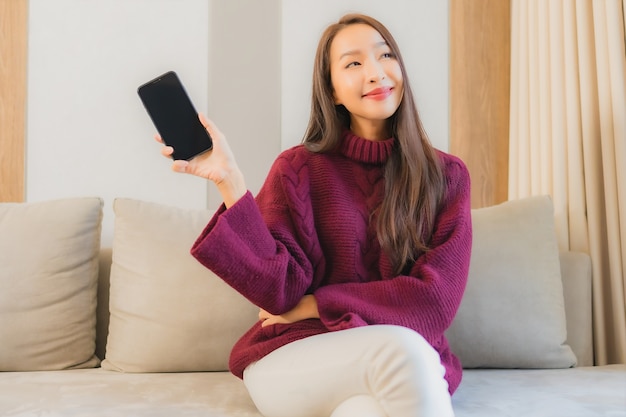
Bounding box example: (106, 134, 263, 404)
(314, 157, 472, 347)
(190, 151, 319, 314)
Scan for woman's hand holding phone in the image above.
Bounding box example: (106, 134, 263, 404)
(157, 113, 247, 208)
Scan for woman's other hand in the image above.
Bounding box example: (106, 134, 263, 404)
(156, 113, 246, 207)
(259, 295, 320, 327)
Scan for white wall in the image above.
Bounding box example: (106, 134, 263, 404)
(27, 0, 211, 245)
(281, 0, 449, 151)
(26, 0, 448, 246)
(205, 0, 282, 209)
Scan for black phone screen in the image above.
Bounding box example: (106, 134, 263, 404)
(138, 71, 212, 160)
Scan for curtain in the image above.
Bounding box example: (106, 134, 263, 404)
(509, 0, 626, 365)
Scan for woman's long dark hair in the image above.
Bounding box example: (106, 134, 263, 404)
(302, 14, 446, 275)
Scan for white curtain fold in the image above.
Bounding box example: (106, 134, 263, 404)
(509, 0, 626, 365)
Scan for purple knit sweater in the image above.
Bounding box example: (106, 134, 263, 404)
(191, 130, 472, 393)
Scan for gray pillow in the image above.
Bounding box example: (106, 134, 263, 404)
(101, 198, 258, 372)
(446, 195, 577, 368)
(0, 197, 103, 371)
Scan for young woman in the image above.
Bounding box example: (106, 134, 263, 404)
(159, 13, 471, 417)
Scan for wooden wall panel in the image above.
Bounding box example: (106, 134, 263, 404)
(450, 0, 511, 208)
(0, 0, 28, 202)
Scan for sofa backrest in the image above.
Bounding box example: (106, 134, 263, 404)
(94, 248, 594, 367)
(96, 248, 112, 362)
(559, 251, 594, 366)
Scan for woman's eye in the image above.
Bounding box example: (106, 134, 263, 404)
(346, 61, 361, 68)
(381, 52, 394, 59)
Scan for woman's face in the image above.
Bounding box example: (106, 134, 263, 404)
(329, 23, 403, 140)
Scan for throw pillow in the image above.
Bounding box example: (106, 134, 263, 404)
(0, 197, 103, 371)
(101, 198, 258, 372)
(446, 195, 577, 368)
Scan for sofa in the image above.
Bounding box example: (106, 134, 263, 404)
(0, 194, 624, 417)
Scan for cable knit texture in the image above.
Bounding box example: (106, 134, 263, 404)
(191, 130, 472, 394)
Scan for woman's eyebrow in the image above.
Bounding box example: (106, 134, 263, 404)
(339, 49, 361, 60)
(339, 41, 388, 61)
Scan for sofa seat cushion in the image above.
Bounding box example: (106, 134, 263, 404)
(0, 366, 623, 416)
(0, 369, 262, 417)
(453, 365, 626, 417)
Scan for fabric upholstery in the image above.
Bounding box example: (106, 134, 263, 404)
(446, 195, 577, 368)
(101, 198, 258, 372)
(0, 197, 103, 371)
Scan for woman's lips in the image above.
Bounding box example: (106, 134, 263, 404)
(363, 87, 393, 100)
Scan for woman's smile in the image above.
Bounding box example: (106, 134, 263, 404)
(362, 86, 394, 100)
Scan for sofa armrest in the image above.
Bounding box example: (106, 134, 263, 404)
(559, 251, 593, 366)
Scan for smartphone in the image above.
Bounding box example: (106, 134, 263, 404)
(137, 71, 212, 160)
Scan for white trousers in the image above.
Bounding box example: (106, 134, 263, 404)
(243, 325, 455, 417)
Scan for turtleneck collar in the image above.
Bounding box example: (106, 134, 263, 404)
(339, 130, 395, 165)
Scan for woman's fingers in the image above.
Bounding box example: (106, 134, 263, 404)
(258, 309, 275, 327)
(199, 113, 223, 142)
(172, 159, 189, 173)
(160, 145, 174, 157)
(155, 134, 175, 159)
(155, 114, 240, 186)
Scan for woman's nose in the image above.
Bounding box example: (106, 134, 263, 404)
(366, 61, 386, 82)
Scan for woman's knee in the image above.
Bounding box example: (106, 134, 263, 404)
(367, 325, 443, 370)
(363, 326, 448, 395)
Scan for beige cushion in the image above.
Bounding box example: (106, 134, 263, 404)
(0, 197, 103, 371)
(446, 195, 577, 368)
(102, 198, 258, 372)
